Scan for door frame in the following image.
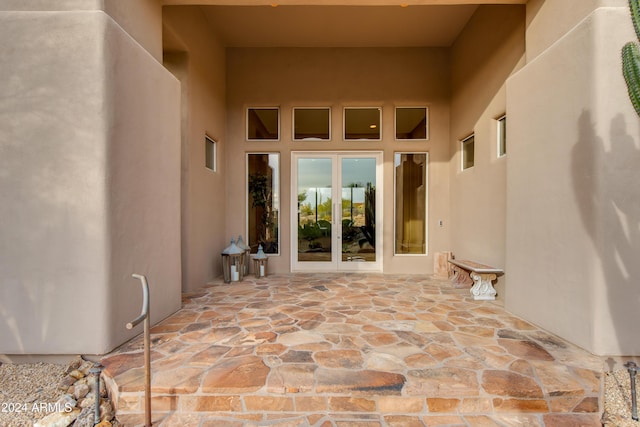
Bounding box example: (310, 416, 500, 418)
(290, 151, 383, 272)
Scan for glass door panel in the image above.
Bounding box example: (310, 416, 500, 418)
(292, 152, 382, 272)
(296, 157, 333, 263)
(340, 158, 377, 264)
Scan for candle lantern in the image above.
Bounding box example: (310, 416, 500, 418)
(221, 238, 244, 283)
(236, 235, 251, 275)
(253, 244, 268, 278)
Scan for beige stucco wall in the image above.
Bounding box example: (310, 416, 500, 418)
(0, 9, 181, 355)
(0, 0, 163, 61)
(449, 5, 526, 300)
(507, 4, 640, 355)
(526, 0, 626, 62)
(104, 0, 163, 62)
(0, 0, 101, 10)
(163, 6, 228, 291)
(226, 47, 451, 274)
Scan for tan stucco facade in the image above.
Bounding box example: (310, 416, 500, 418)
(508, 0, 640, 355)
(0, 2, 181, 356)
(0, 0, 638, 358)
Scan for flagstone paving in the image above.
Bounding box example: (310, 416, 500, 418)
(101, 274, 604, 426)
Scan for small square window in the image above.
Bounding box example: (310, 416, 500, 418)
(497, 115, 506, 157)
(205, 136, 216, 171)
(293, 107, 331, 141)
(461, 134, 475, 170)
(395, 107, 428, 140)
(247, 108, 279, 141)
(344, 107, 381, 140)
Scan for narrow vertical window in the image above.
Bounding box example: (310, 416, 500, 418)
(394, 153, 428, 255)
(461, 134, 475, 170)
(497, 115, 507, 157)
(247, 153, 280, 254)
(205, 135, 216, 171)
(247, 108, 280, 141)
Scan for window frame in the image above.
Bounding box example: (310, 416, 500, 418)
(393, 152, 429, 256)
(343, 107, 382, 141)
(246, 152, 281, 255)
(497, 115, 507, 158)
(205, 135, 217, 172)
(292, 107, 331, 141)
(461, 134, 475, 170)
(394, 106, 429, 141)
(246, 107, 280, 142)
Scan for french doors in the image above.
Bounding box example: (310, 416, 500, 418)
(291, 152, 382, 272)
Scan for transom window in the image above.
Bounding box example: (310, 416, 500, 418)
(395, 107, 428, 140)
(344, 107, 381, 140)
(247, 107, 280, 141)
(293, 107, 331, 141)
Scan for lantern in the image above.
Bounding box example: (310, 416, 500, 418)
(236, 235, 251, 275)
(253, 244, 268, 278)
(221, 238, 245, 283)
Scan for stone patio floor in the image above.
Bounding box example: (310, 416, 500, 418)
(101, 274, 604, 427)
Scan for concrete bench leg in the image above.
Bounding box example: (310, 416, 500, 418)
(451, 265, 474, 288)
(470, 272, 497, 300)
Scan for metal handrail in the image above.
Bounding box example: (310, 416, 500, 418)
(126, 274, 152, 427)
(626, 361, 639, 421)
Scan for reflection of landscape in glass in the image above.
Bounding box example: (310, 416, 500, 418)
(297, 158, 332, 261)
(296, 157, 376, 262)
(247, 154, 279, 253)
(341, 158, 376, 262)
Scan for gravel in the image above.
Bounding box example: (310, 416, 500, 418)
(0, 362, 67, 427)
(2, 362, 640, 426)
(603, 369, 640, 426)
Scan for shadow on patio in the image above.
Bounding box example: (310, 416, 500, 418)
(101, 274, 603, 426)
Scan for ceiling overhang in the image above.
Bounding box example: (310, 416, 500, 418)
(163, 1, 526, 49)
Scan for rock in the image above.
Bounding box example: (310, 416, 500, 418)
(95, 421, 112, 427)
(58, 375, 77, 391)
(34, 408, 81, 427)
(100, 399, 114, 422)
(78, 361, 95, 376)
(481, 370, 543, 398)
(79, 395, 95, 409)
(55, 394, 77, 410)
(87, 375, 108, 397)
(68, 369, 85, 380)
(74, 383, 90, 400)
(70, 398, 114, 427)
(72, 406, 95, 427)
(66, 357, 83, 373)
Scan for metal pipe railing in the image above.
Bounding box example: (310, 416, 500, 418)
(126, 274, 151, 427)
(89, 364, 103, 426)
(625, 361, 639, 421)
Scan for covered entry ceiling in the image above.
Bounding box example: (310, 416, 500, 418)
(163, 1, 526, 48)
(199, 5, 478, 47)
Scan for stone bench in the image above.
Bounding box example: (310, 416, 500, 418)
(448, 259, 504, 301)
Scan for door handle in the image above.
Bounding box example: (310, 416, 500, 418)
(335, 202, 340, 239)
